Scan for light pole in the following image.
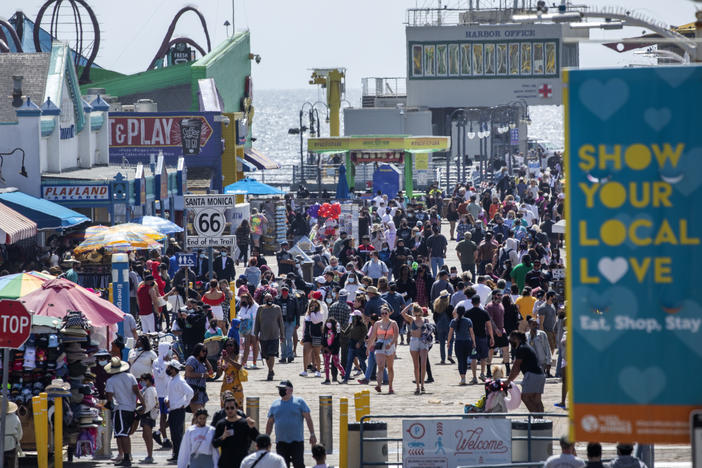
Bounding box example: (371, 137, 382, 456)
(288, 101, 313, 187)
(446, 108, 468, 191)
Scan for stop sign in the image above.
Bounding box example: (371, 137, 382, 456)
(0, 300, 31, 349)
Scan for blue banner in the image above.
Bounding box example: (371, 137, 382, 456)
(565, 65, 702, 444)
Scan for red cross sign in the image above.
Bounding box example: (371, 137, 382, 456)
(538, 84, 553, 98)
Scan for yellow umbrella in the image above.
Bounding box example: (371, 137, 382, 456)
(74, 229, 162, 253)
(109, 223, 166, 241)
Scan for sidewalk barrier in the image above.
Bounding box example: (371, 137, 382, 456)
(358, 412, 567, 467)
(354, 390, 371, 422)
(32, 394, 48, 468)
(339, 397, 348, 468)
(54, 396, 63, 468)
(319, 395, 333, 454)
(96, 408, 112, 458)
(246, 396, 260, 429)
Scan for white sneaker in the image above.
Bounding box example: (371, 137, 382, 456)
(299, 371, 308, 377)
(314, 371, 321, 378)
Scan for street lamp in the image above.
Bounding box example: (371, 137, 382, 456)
(0, 148, 28, 183)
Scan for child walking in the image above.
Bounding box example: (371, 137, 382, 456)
(321, 318, 345, 384)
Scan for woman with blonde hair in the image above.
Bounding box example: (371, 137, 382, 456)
(401, 303, 431, 394)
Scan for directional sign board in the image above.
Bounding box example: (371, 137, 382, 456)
(0, 300, 31, 349)
(175, 253, 196, 268)
(185, 194, 236, 248)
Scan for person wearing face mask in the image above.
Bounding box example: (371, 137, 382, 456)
(343, 273, 360, 301)
(92, 350, 111, 399)
(266, 381, 316, 468)
(254, 293, 285, 381)
(128, 335, 158, 380)
(151, 343, 174, 450)
(164, 361, 194, 464)
(300, 300, 324, 377)
(177, 409, 219, 468)
(276, 286, 299, 364)
(137, 374, 159, 464)
(238, 293, 260, 369)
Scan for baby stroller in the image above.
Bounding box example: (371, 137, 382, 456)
(465, 367, 521, 413)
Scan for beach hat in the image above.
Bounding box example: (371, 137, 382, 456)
(167, 360, 183, 371)
(439, 290, 450, 298)
(365, 286, 379, 295)
(0, 398, 18, 414)
(46, 378, 71, 396)
(104, 356, 129, 374)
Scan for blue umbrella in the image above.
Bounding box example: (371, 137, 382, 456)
(336, 164, 350, 199)
(224, 177, 284, 195)
(133, 216, 184, 234)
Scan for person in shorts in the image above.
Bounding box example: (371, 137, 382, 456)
(105, 357, 144, 467)
(465, 295, 494, 384)
(138, 373, 159, 464)
(507, 331, 545, 413)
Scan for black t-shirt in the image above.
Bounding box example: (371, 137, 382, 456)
(277, 250, 294, 274)
(213, 417, 260, 467)
(465, 306, 491, 338)
(515, 343, 542, 375)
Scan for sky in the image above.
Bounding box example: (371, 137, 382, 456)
(5, 0, 700, 90)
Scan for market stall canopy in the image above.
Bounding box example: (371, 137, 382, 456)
(224, 178, 284, 195)
(0, 191, 90, 230)
(244, 148, 281, 170)
(132, 216, 184, 235)
(22, 277, 125, 327)
(0, 202, 37, 244)
(0, 271, 54, 299)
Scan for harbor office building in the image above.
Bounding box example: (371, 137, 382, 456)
(346, 8, 587, 186)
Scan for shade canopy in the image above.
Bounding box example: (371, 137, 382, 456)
(0, 271, 54, 299)
(0, 192, 89, 230)
(133, 216, 184, 235)
(0, 202, 37, 244)
(224, 177, 284, 195)
(74, 225, 163, 253)
(22, 277, 125, 326)
(244, 148, 281, 170)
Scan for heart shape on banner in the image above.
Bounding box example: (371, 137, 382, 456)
(667, 299, 702, 357)
(614, 213, 655, 250)
(655, 67, 696, 88)
(598, 257, 628, 284)
(578, 78, 629, 121)
(643, 107, 671, 132)
(573, 286, 638, 351)
(618, 366, 666, 404)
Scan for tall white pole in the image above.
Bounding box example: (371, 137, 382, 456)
(231, 0, 236, 34)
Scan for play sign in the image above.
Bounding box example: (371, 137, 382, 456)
(0, 300, 31, 349)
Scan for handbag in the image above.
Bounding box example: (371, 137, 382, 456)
(156, 296, 167, 308)
(238, 367, 248, 382)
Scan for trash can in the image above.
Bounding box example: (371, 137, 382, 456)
(511, 419, 553, 462)
(348, 422, 388, 468)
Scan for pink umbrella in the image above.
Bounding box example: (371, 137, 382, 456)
(20, 278, 125, 326)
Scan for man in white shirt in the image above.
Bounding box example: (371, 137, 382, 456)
(241, 434, 286, 468)
(105, 357, 144, 467)
(152, 343, 173, 450)
(165, 360, 194, 464)
(544, 436, 585, 468)
(474, 276, 493, 306)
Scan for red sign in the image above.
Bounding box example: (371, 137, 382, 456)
(109, 116, 213, 147)
(0, 300, 31, 349)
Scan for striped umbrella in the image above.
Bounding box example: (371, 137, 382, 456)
(109, 223, 166, 241)
(74, 229, 162, 253)
(0, 271, 55, 299)
(132, 216, 183, 235)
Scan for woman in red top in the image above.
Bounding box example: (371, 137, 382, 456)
(202, 280, 228, 333)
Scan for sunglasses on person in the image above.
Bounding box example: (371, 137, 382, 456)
(381, 311, 389, 315)
(224, 406, 237, 411)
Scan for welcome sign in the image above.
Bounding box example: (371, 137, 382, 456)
(565, 65, 702, 443)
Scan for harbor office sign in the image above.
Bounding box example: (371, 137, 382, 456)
(109, 112, 221, 166)
(406, 22, 581, 107)
(402, 418, 510, 468)
(565, 65, 702, 444)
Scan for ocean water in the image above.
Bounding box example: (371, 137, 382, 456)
(252, 88, 563, 184)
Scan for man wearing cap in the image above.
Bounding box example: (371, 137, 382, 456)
(254, 293, 285, 381)
(361, 251, 389, 283)
(276, 241, 295, 276)
(266, 381, 316, 468)
(137, 274, 161, 334)
(165, 360, 194, 464)
(105, 357, 145, 467)
(276, 285, 300, 364)
(241, 434, 286, 468)
(2, 397, 21, 468)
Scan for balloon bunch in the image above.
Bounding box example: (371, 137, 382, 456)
(307, 203, 321, 218)
(317, 202, 341, 219)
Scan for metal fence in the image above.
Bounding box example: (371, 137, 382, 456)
(359, 412, 568, 468)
